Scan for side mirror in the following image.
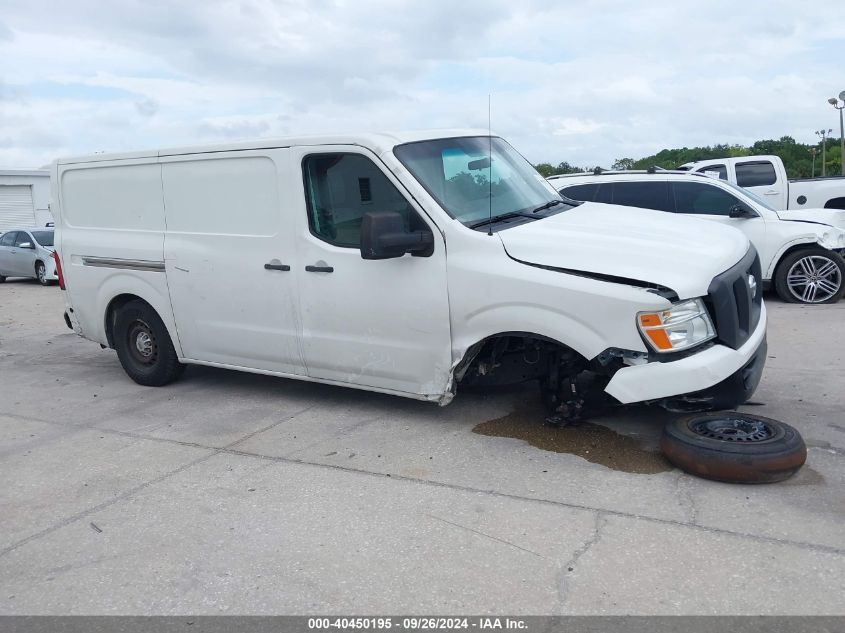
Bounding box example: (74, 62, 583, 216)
(18, 241, 33, 249)
(729, 204, 757, 219)
(360, 211, 434, 260)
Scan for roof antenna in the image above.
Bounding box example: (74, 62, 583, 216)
(487, 94, 493, 237)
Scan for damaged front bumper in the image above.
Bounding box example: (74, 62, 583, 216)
(604, 302, 767, 409)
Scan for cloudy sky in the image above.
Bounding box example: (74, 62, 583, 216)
(1, 0, 844, 169)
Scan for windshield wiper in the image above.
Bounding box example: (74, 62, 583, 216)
(531, 199, 566, 214)
(468, 211, 529, 229)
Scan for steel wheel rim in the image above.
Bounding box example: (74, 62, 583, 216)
(691, 417, 774, 442)
(786, 255, 841, 303)
(127, 320, 158, 365)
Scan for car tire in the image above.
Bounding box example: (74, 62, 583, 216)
(35, 261, 50, 286)
(113, 300, 185, 386)
(660, 413, 806, 484)
(0, 275, 5, 283)
(774, 248, 845, 304)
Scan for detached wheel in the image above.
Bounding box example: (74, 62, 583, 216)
(35, 261, 49, 286)
(660, 413, 806, 483)
(774, 248, 845, 304)
(113, 300, 185, 386)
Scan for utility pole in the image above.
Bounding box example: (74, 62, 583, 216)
(809, 147, 818, 177)
(828, 91, 845, 176)
(816, 129, 833, 177)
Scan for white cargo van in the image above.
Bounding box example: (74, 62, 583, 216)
(52, 131, 767, 419)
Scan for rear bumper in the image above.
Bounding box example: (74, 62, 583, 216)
(605, 302, 767, 405)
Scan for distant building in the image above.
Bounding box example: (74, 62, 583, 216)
(0, 169, 52, 232)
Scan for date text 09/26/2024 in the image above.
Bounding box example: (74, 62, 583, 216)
(307, 618, 527, 630)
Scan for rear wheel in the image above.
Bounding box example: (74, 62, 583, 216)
(0, 275, 5, 283)
(774, 248, 845, 304)
(113, 300, 185, 386)
(35, 261, 49, 286)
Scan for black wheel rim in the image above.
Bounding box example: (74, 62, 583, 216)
(127, 320, 158, 366)
(691, 416, 774, 442)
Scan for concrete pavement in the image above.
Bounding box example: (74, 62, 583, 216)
(1, 280, 843, 614)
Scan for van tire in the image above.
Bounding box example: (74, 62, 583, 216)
(774, 248, 845, 304)
(113, 300, 185, 386)
(660, 413, 806, 483)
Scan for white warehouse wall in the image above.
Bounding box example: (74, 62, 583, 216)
(0, 170, 53, 228)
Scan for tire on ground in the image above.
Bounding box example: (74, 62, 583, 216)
(113, 299, 185, 386)
(660, 412, 806, 484)
(773, 247, 845, 304)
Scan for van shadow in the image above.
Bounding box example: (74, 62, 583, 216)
(183, 364, 673, 474)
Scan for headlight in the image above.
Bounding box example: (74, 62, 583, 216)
(637, 298, 716, 353)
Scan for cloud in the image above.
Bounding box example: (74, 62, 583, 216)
(134, 98, 159, 117)
(1, 0, 844, 168)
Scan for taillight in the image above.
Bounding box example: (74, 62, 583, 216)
(53, 250, 65, 290)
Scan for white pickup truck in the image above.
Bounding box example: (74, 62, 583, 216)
(680, 155, 845, 211)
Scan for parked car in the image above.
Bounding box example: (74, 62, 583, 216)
(678, 155, 845, 211)
(51, 131, 766, 418)
(550, 170, 845, 304)
(0, 227, 57, 285)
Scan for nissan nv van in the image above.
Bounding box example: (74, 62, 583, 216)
(51, 131, 767, 420)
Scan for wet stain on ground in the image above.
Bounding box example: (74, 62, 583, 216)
(473, 403, 672, 475)
(780, 465, 824, 486)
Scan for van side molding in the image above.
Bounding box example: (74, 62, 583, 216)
(81, 256, 165, 273)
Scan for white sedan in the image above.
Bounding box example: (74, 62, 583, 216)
(0, 227, 58, 285)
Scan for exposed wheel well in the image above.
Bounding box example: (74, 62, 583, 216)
(455, 332, 588, 388)
(104, 294, 153, 349)
(824, 197, 845, 210)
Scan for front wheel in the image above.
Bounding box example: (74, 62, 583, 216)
(35, 261, 49, 286)
(660, 413, 806, 483)
(774, 248, 845, 304)
(113, 300, 185, 386)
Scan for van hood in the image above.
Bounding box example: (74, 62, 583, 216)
(497, 202, 750, 299)
(776, 208, 845, 230)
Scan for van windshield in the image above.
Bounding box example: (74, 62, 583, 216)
(394, 136, 568, 229)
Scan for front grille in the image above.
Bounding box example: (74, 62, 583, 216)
(705, 246, 762, 350)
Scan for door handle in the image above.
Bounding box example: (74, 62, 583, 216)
(264, 260, 290, 271)
(764, 190, 778, 195)
(305, 265, 334, 273)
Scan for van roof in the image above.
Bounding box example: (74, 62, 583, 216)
(56, 129, 489, 165)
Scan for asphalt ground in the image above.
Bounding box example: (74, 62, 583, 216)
(0, 279, 843, 614)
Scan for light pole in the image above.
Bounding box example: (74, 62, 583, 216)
(828, 90, 845, 176)
(816, 128, 833, 177)
(809, 147, 818, 177)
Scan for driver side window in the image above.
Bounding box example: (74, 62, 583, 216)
(303, 153, 419, 248)
(14, 232, 31, 247)
(671, 182, 742, 216)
